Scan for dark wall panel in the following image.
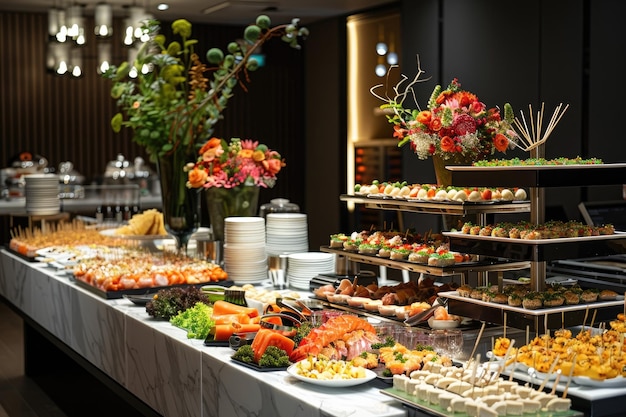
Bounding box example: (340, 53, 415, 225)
(0, 11, 306, 221)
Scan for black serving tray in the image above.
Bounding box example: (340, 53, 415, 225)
(70, 276, 234, 299)
(447, 163, 626, 188)
(230, 356, 290, 372)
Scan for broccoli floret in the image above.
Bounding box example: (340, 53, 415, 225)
(258, 346, 290, 368)
(232, 344, 255, 363)
(293, 321, 312, 346)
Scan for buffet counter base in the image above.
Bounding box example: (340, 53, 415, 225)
(0, 248, 406, 417)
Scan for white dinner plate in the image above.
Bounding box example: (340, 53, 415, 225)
(572, 375, 626, 388)
(286, 364, 376, 387)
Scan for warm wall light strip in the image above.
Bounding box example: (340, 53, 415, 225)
(346, 18, 361, 213)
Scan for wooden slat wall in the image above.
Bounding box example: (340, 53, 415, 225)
(0, 11, 305, 210)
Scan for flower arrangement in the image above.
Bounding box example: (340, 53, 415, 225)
(372, 63, 518, 161)
(186, 137, 284, 189)
(104, 16, 307, 160)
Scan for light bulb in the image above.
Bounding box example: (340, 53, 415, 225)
(375, 64, 386, 77)
(386, 52, 398, 65)
(376, 42, 388, 56)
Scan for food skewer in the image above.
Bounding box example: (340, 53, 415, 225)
(550, 369, 563, 395)
(590, 309, 598, 329)
(493, 339, 515, 382)
(562, 354, 577, 398)
(579, 307, 589, 335)
(537, 355, 559, 392)
(467, 322, 486, 368)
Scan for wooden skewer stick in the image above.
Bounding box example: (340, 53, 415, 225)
(590, 309, 598, 329)
(508, 353, 518, 381)
(537, 355, 560, 392)
(580, 307, 590, 335)
(468, 322, 486, 367)
(513, 102, 569, 152)
(494, 339, 515, 382)
(562, 354, 577, 398)
(550, 369, 563, 395)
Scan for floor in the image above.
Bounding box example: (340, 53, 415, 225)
(0, 301, 68, 417)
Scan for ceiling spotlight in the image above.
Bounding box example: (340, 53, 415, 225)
(157, 3, 169, 11)
(386, 52, 398, 65)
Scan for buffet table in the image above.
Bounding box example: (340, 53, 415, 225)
(0, 248, 406, 417)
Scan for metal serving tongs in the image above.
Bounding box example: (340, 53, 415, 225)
(404, 297, 448, 326)
(274, 297, 308, 322)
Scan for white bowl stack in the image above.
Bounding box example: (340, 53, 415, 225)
(287, 252, 335, 290)
(24, 174, 60, 215)
(223, 217, 267, 284)
(265, 213, 309, 256)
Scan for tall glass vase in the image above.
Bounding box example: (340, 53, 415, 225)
(205, 185, 260, 243)
(157, 147, 200, 255)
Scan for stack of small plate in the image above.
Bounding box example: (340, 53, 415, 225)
(265, 213, 309, 256)
(287, 252, 335, 290)
(24, 174, 60, 215)
(223, 217, 267, 283)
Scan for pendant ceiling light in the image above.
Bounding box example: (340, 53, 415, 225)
(66, 4, 85, 44)
(48, 8, 60, 38)
(97, 42, 112, 74)
(124, 6, 152, 45)
(94, 3, 113, 37)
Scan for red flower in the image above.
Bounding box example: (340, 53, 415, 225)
(452, 113, 477, 136)
(493, 133, 509, 152)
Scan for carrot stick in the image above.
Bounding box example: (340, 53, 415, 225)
(212, 313, 251, 325)
(208, 324, 237, 341)
(231, 323, 261, 333)
(212, 300, 259, 318)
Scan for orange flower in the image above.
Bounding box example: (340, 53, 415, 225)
(187, 167, 208, 188)
(429, 118, 442, 132)
(440, 136, 455, 152)
(263, 158, 283, 175)
(493, 133, 509, 152)
(416, 110, 431, 124)
(199, 137, 222, 154)
(393, 124, 407, 139)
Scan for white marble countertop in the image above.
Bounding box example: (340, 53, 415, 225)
(0, 248, 407, 417)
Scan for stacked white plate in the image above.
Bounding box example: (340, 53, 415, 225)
(287, 252, 335, 290)
(223, 217, 267, 283)
(24, 174, 60, 215)
(265, 213, 309, 256)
